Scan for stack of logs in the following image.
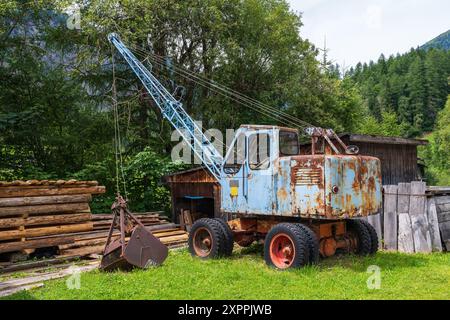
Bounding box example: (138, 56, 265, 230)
(0, 180, 104, 256)
(0, 180, 188, 261)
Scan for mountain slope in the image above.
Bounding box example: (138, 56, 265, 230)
(421, 30, 450, 50)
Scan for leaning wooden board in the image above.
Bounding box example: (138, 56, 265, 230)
(434, 195, 450, 251)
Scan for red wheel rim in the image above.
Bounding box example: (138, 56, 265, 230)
(269, 233, 295, 269)
(193, 227, 213, 257)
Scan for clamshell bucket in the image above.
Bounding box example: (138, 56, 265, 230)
(100, 196, 168, 271)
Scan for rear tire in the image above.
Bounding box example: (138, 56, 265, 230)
(188, 218, 224, 259)
(264, 223, 309, 269)
(295, 224, 320, 264)
(347, 220, 372, 255)
(359, 219, 379, 254)
(213, 218, 234, 256)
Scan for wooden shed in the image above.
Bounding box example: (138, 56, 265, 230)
(301, 133, 428, 185)
(338, 134, 428, 185)
(163, 167, 221, 224)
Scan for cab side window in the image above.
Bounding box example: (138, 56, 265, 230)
(248, 133, 270, 170)
(223, 133, 245, 174)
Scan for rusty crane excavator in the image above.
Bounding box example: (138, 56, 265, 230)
(106, 33, 382, 270)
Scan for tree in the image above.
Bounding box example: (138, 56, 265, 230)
(356, 110, 407, 137)
(420, 95, 450, 185)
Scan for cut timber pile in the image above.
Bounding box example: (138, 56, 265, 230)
(0, 180, 105, 255)
(0, 180, 188, 263)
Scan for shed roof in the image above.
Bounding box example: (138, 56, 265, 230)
(339, 133, 428, 146)
(163, 166, 217, 184)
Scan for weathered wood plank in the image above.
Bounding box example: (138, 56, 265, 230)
(398, 213, 415, 253)
(0, 222, 93, 241)
(426, 186, 450, 195)
(0, 203, 90, 217)
(0, 283, 44, 297)
(409, 181, 432, 253)
(0, 180, 98, 187)
(0, 186, 105, 198)
(437, 211, 450, 223)
(436, 203, 450, 213)
(0, 194, 92, 207)
(426, 197, 443, 252)
(397, 183, 410, 214)
(397, 183, 414, 253)
(0, 236, 74, 254)
(434, 196, 450, 205)
(383, 185, 398, 250)
(0, 213, 91, 229)
(0, 264, 98, 292)
(439, 220, 450, 247)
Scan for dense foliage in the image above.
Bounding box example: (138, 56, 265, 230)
(419, 95, 450, 185)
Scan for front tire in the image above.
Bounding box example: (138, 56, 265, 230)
(264, 223, 309, 269)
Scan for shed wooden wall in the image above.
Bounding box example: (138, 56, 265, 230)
(164, 168, 221, 223)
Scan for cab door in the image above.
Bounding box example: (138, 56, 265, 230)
(221, 132, 247, 214)
(245, 130, 274, 215)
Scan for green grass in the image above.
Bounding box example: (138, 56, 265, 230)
(3, 246, 450, 300)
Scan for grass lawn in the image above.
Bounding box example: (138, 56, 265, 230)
(3, 246, 450, 300)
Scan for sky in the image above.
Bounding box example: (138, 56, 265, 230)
(287, 0, 450, 69)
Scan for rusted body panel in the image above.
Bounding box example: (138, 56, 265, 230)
(323, 155, 381, 218)
(221, 152, 382, 220)
(274, 154, 381, 219)
(291, 156, 325, 217)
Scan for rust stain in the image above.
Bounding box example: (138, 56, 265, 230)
(277, 187, 288, 201)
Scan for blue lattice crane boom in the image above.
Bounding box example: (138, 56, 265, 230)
(108, 33, 223, 181)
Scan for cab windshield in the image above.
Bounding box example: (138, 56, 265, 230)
(279, 131, 299, 156)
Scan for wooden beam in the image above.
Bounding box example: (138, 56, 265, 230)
(0, 263, 98, 292)
(0, 203, 90, 217)
(0, 194, 92, 207)
(383, 185, 398, 251)
(397, 183, 414, 253)
(0, 213, 91, 229)
(409, 181, 432, 253)
(0, 222, 93, 241)
(0, 180, 98, 187)
(427, 197, 443, 252)
(0, 186, 105, 198)
(0, 237, 74, 254)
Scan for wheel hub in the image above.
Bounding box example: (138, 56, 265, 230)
(193, 227, 213, 257)
(269, 233, 296, 269)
